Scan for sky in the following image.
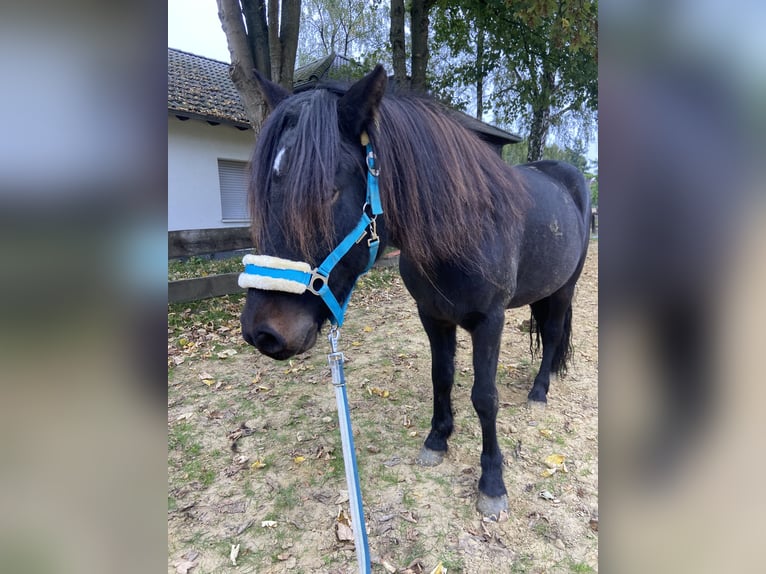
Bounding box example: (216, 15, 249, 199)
(168, 1, 598, 163)
(168, 0, 230, 62)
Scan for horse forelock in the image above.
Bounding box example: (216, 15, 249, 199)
(249, 90, 342, 263)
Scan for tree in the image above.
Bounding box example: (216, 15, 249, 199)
(389, 0, 436, 91)
(493, 0, 597, 161)
(390, 0, 407, 85)
(297, 0, 389, 65)
(431, 0, 597, 162)
(216, 0, 301, 131)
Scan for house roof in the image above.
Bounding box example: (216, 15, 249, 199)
(167, 48, 521, 145)
(451, 110, 522, 145)
(293, 53, 338, 90)
(168, 48, 250, 128)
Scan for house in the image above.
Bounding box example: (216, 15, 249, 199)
(168, 48, 254, 232)
(167, 48, 521, 235)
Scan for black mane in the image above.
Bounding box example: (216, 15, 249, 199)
(249, 84, 531, 271)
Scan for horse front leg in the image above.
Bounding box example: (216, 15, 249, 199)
(469, 311, 509, 518)
(416, 311, 457, 467)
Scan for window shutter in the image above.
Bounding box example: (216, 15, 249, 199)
(218, 159, 249, 221)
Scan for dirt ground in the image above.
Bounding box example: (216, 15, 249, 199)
(168, 241, 598, 573)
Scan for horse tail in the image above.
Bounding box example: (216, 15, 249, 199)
(529, 313, 541, 358)
(551, 303, 573, 377)
(528, 300, 574, 377)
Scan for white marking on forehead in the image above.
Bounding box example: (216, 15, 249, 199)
(273, 147, 286, 175)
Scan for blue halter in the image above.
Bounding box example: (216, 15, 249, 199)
(240, 140, 382, 327)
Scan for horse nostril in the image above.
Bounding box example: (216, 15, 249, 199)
(252, 327, 286, 356)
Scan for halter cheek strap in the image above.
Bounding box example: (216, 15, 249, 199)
(238, 138, 382, 327)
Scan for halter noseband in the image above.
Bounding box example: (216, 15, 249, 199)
(238, 134, 382, 327)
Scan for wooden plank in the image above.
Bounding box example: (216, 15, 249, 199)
(168, 272, 242, 304)
(168, 254, 401, 304)
(169, 227, 252, 258)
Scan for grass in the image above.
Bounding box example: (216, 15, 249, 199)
(169, 254, 244, 281)
(169, 421, 195, 451)
(567, 560, 596, 572)
(356, 265, 400, 291)
(168, 293, 245, 333)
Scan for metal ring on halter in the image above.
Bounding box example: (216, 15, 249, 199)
(307, 270, 327, 295)
(367, 151, 379, 177)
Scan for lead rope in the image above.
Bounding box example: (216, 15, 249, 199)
(327, 326, 371, 573)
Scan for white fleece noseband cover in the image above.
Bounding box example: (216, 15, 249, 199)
(238, 254, 312, 294)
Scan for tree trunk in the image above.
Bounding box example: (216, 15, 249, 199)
(241, 0, 271, 78)
(527, 67, 556, 162)
(390, 0, 406, 87)
(216, 0, 268, 132)
(278, 0, 300, 90)
(527, 105, 550, 162)
(267, 0, 281, 81)
(476, 25, 484, 120)
(410, 0, 432, 92)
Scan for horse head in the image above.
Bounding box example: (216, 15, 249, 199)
(240, 66, 388, 360)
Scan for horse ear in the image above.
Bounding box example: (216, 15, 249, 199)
(338, 64, 388, 139)
(253, 68, 291, 111)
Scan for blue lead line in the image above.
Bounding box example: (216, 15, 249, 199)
(328, 332, 371, 574)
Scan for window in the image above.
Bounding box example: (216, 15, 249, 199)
(218, 159, 249, 222)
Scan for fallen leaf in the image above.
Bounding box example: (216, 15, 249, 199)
(335, 490, 349, 504)
(368, 387, 390, 398)
(172, 559, 197, 574)
(538, 490, 561, 504)
(429, 562, 445, 574)
(541, 467, 558, 478)
(336, 520, 354, 542)
(293, 455, 306, 464)
(363, 326, 373, 333)
(175, 412, 193, 421)
(217, 349, 237, 359)
(539, 429, 553, 439)
(335, 508, 355, 542)
(277, 553, 291, 561)
(201, 379, 214, 386)
(251, 460, 266, 469)
(544, 453, 566, 468)
(261, 520, 277, 528)
(230, 544, 240, 566)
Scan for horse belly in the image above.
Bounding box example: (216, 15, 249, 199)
(508, 215, 585, 308)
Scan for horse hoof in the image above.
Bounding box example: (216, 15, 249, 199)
(416, 447, 445, 467)
(526, 399, 547, 412)
(477, 492, 509, 520)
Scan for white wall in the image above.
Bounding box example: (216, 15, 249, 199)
(168, 115, 254, 231)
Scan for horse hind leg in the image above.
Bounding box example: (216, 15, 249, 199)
(416, 312, 456, 467)
(528, 288, 575, 403)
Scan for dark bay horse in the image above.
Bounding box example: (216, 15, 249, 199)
(239, 66, 591, 517)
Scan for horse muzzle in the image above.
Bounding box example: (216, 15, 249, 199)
(241, 291, 322, 360)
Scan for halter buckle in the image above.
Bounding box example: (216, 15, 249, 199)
(367, 150, 380, 177)
(367, 217, 379, 246)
